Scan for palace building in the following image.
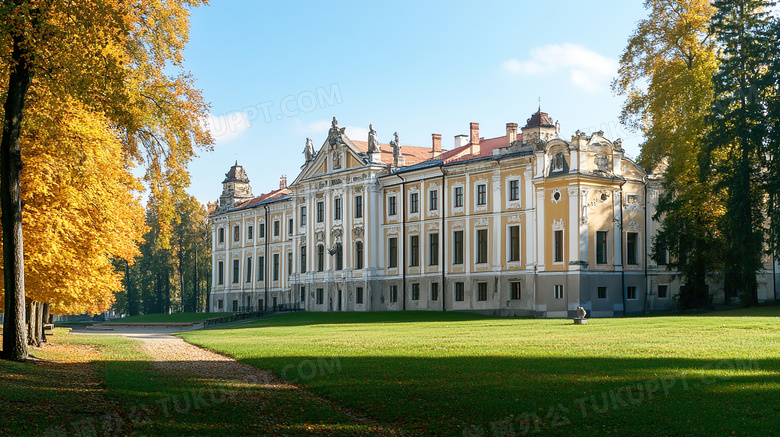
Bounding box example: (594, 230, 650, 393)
(209, 110, 777, 317)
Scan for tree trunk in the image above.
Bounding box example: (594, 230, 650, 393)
(41, 303, 50, 343)
(193, 241, 199, 312)
(26, 301, 40, 347)
(1, 29, 33, 361)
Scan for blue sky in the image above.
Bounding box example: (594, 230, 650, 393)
(183, 0, 650, 204)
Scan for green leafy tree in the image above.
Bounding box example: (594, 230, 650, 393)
(613, 0, 724, 308)
(702, 0, 776, 306)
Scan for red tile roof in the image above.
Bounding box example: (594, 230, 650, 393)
(236, 187, 292, 209)
(352, 140, 432, 166)
(436, 134, 521, 164)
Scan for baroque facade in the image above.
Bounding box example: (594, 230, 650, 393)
(209, 110, 777, 317)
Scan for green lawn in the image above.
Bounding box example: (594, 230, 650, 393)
(0, 329, 397, 436)
(180, 308, 780, 436)
(106, 312, 234, 323)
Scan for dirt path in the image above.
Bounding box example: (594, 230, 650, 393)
(77, 328, 406, 436)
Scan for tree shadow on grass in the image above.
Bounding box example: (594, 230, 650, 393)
(238, 354, 780, 437)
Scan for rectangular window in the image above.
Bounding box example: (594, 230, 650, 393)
(356, 287, 364, 304)
(258, 223, 265, 238)
(627, 232, 639, 265)
(429, 190, 438, 210)
(355, 241, 364, 269)
(232, 300, 238, 312)
(554, 230, 564, 263)
(554, 284, 564, 299)
(596, 231, 608, 265)
(658, 285, 668, 299)
(317, 201, 324, 223)
(257, 256, 264, 281)
(336, 247, 343, 271)
(429, 233, 439, 266)
(273, 254, 280, 281)
(273, 220, 280, 237)
(334, 198, 342, 220)
(454, 187, 464, 207)
(217, 261, 224, 285)
(627, 286, 638, 300)
(390, 285, 398, 303)
(288, 252, 293, 276)
(410, 192, 419, 213)
(300, 206, 307, 226)
(248, 225, 253, 240)
(245, 257, 252, 283)
(300, 246, 307, 273)
(233, 225, 240, 242)
(217, 299, 223, 310)
(355, 195, 363, 218)
(218, 228, 225, 244)
(388, 196, 397, 216)
(300, 286, 306, 303)
(388, 237, 398, 268)
(509, 180, 520, 201)
(477, 282, 487, 301)
(411, 283, 420, 301)
(476, 229, 488, 264)
(409, 235, 420, 267)
(509, 225, 520, 262)
(317, 245, 324, 272)
(597, 286, 607, 300)
(454, 282, 464, 301)
(511, 282, 521, 300)
(232, 259, 239, 284)
(477, 184, 487, 205)
(430, 282, 439, 301)
(316, 288, 324, 304)
(453, 230, 464, 264)
(288, 218, 293, 235)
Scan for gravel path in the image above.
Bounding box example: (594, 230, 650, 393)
(75, 327, 405, 435)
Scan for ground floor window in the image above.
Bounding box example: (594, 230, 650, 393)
(217, 299, 223, 310)
(390, 285, 398, 303)
(411, 283, 420, 300)
(627, 286, 637, 300)
(597, 286, 607, 300)
(658, 285, 668, 299)
(356, 287, 364, 304)
(554, 285, 564, 299)
(430, 282, 439, 301)
(316, 288, 324, 304)
(300, 287, 306, 303)
(454, 282, 464, 301)
(477, 282, 488, 301)
(510, 282, 521, 300)
(232, 300, 238, 311)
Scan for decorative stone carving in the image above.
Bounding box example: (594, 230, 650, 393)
(353, 227, 364, 238)
(328, 117, 346, 147)
(552, 218, 564, 230)
(332, 150, 342, 170)
(303, 138, 316, 163)
(390, 132, 401, 159)
(627, 219, 641, 231)
(476, 218, 488, 226)
(508, 215, 521, 223)
(316, 230, 325, 241)
(551, 190, 562, 204)
(367, 124, 380, 153)
(387, 227, 399, 235)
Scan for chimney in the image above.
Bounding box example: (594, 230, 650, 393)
(454, 134, 468, 149)
(469, 122, 480, 155)
(432, 133, 442, 158)
(279, 175, 287, 190)
(506, 123, 518, 145)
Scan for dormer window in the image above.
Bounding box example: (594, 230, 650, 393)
(553, 153, 564, 171)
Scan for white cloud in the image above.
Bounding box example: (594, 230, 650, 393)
(345, 125, 369, 141)
(502, 43, 618, 93)
(202, 112, 251, 144)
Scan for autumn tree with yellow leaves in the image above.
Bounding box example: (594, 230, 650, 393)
(613, 0, 724, 309)
(1, 0, 212, 360)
